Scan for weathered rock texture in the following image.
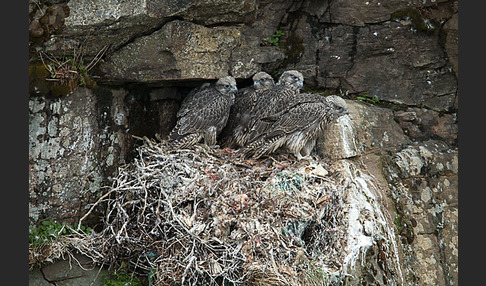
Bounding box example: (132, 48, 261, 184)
(29, 0, 458, 285)
(316, 100, 458, 285)
(29, 87, 127, 226)
(385, 140, 458, 285)
(29, 253, 106, 286)
(28, 86, 180, 227)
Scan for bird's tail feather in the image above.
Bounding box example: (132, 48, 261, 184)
(238, 134, 285, 159)
(167, 133, 201, 149)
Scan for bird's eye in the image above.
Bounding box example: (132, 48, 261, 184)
(260, 79, 265, 82)
(224, 84, 230, 88)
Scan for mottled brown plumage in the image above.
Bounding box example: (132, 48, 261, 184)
(168, 76, 237, 149)
(220, 72, 275, 148)
(241, 95, 349, 159)
(242, 70, 304, 146)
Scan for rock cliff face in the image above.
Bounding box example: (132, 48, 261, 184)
(29, 0, 458, 285)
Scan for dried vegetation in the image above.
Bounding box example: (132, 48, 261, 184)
(29, 137, 363, 285)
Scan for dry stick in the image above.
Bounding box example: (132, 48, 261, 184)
(86, 44, 110, 71)
(77, 188, 116, 231)
(78, 171, 140, 231)
(90, 261, 106, 286)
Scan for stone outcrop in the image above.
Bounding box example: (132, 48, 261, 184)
(30, 0, 258, 58)
(29, 86, 184, 227)
(317, 101, 458, 285)
(385, 140, 458, 285)
(29, 0, 458, 285)
(317, 100, 411, 160)
(29, 88, 128, 226)
(99, 20, 284, 82)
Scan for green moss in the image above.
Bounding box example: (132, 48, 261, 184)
(355, 92, 381, 104)
(101, 268, 143, 286)
(394, 213, 404, 234)
(263, 29, 285, 46)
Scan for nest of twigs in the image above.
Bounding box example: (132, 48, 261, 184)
(32, 137, 357, 285)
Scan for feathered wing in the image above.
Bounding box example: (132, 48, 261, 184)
(244, 85, 300, 144)
(169, 87, 233, 148)
(176, 85, 215, 119)
(228, 89, 262, 147)
(242, 101, 332, 159)
(219, 87, 259, 148)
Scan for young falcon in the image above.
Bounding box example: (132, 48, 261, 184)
(220, 71, 276, 148)
(168, 76, 238, 149)
(241, 95, 349, 160)
(241, 70, 305, 146)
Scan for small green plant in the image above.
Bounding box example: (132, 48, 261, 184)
(394, 213, 404, 234)
(355, 92, 380, 104)
(29, 219, 92, 246)
(29, 219, 69, 246)
(102, 268, 143, 286)
(263, 29, 285, 46)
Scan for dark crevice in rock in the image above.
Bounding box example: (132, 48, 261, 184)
(325, 0, 336, 23)
(204, 20, 251, 28)
(345, 25, 360, 80)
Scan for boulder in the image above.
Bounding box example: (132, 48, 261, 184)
(318, 100, 410, 159)
(317, 108, 360, 160)
(99, 20, 241, 82)
(37, 253, 106, 286)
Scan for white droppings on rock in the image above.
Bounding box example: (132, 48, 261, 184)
(339, 160, 404, 284)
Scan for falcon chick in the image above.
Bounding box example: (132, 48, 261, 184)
(241, 94, 349, 160)
(242, 70, 305, 146)
(168, 76, 238, 149)
(220, 71, 275, 148)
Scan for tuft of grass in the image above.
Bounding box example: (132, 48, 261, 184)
(39, 43, 108, 91)
(355, 92, 380, 104)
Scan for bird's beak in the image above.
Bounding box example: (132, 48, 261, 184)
(231, 86, 238, 92)
(298, 81, 304, 88)
(253, 82, 260, 88)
